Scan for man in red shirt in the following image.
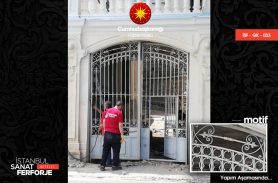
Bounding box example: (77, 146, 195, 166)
(93, 101, 113, 166)
(100, 101, 124, 171)
(97, 101, 112, 135)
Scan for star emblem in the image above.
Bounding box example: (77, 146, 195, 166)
(130, 3, 151, 25)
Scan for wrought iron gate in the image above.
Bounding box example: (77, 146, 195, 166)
(90, 41, 188, 162)
(90, 42, 140, 160)
(141, 42, 188, 162)
(191, 124, 267, 172)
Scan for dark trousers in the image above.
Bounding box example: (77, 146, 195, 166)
(101, 132, 121, 167)
(106, 150, 112, 165)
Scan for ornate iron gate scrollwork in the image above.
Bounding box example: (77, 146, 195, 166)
(90, 41, 189, 161)
(141, 42, 188, 138)
(91, 41, 188, 138)
(91, 42, 139, 136)
(191, 124, 267, 172)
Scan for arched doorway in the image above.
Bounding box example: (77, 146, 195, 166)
(90, 41, 188, 162)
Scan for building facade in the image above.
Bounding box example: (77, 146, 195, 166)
(68, 0, 210, 163)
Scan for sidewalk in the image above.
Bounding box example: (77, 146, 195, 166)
(68, 160, 210, 183)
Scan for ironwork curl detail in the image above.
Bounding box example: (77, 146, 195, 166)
(241, 135, 264, 156)
(191, 124, 267, 172)
(193, 125, 215, 145)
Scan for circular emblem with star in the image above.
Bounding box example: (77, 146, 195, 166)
(129, 3, 152, 25)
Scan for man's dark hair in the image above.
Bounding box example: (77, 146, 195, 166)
(104, 101, 112, 108)
(116, 101, 123, 107)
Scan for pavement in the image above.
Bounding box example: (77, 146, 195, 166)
(68, 160, 210, 183)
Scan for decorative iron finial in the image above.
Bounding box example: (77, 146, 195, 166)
(97, 0, 110, 12)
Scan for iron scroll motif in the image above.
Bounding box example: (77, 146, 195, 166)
(191, 124, 267, 172)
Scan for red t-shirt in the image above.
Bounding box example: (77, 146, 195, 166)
(104, 107, 123, 134)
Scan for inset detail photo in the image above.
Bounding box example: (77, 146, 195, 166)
(190, 123, 267, 172)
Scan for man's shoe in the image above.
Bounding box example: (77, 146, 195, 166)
(106, 164, 112, 167)
(99, 165, 105, 171)
(112, 166, 122, 171)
